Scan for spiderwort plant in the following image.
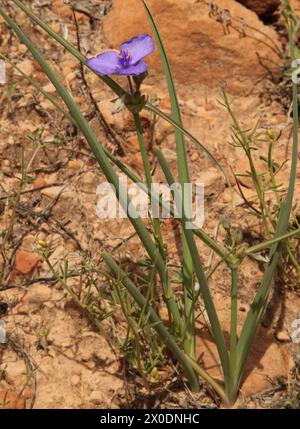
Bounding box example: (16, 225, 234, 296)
(88, 32, 173, 343)
(3, 0, 299, 406)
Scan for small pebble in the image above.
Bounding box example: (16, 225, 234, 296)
(275, 330, 290, 342)
(70, 375, 81, 387)
(190, 152, 199, 162)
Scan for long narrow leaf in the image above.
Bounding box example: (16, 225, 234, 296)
(155, 148, 232, 388)
(103, 252, 200, 393)
(142, 0, 195, 358)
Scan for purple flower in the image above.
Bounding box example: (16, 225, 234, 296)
(86, 33, 154, 76)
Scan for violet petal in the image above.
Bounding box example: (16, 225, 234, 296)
(86, 50, 120, 75)
(120, 33, 154, 65)
(118, 61, 148, 76)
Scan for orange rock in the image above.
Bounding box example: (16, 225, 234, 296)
(32, 59, 42, 72)
(103, 0, 281, 95)
(124, 135, 140, 153)
(33, 177, 47, 189)
(129, 153, 143, 170)
(52, 0, 72, 19)
(159, 95, 171, 113)
(190, 152, 199, 162)
(68, 160, 82, 170)
(235, 157, 267, 189)
(14, 250, 41, 275)
(74, 11, 89, 24)
(0, 391, 27, 409)
(50, 5, 89, 23)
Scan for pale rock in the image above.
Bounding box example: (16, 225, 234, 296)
(19, 44, 28, 53)
(45, 173, 58, 185)
(14, 59, 33, 76)
(235, 157, 267, 188)
(222, 188, 243, 205)
(80, 171, 98, 191)
(70, 375, 81, 387)
(2, 361, 26, 380)
(190, 152, 200, 162)
(44, 302, 55, 310)
(40, 99, 55, 111)
(21, 234, 36, 251)
(16, 284, 56, 314)
(77, 340, 94, 362)
(41, 186, 66, 199)
(155, 122, 174, 145)
(43, 82, 57, 94)
(275, 330, 290, 343)
(49, 245, 66, 264)
(195, 167, 224, 197)
(88, 390, 105, 405)
(86, 361, 96, 370)
(98, 100, 124, 132)
(1, 159, 11, 175)
(68, 160, 82, 170)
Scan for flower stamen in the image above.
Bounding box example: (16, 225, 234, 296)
(119, 48, 131, 68)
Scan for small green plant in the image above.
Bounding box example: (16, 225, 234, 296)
(1, 0, 299, 406)
(225, 94, 300, 287)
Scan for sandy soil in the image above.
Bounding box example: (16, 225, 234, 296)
(0, 0, 300, 409)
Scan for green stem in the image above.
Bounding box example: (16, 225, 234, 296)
(142, 1, 195, 360)
(133, 113, 165, 256)
(184, 354, 229, 405)
(133, 113, 179, 325)
(156, 148, 232, 387)
(103, 252, 200, 392)
(244, 227, 300, 255)
(229, 268, 238, 373)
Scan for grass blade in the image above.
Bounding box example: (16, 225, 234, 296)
(103, 252, 200, 393)
(142, 0, 195, 359)
(155, 148, 232, 388)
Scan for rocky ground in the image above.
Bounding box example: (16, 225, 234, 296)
(0, 0, 300, 409)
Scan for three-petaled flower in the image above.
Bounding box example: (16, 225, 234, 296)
(86, 33, 154, 76)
